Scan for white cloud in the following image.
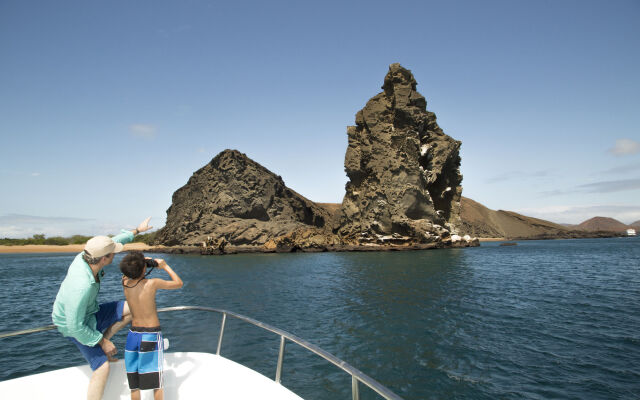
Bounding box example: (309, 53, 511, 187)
(600, 162, 640, 175)
(0, 214, 166, 238)
(30, 172, 40, 177)
(129, 124, 157, 139)
(485, 170, 551, 184)
(540, 178, 640, 197)
(516, 205, 640, 225)
(0, 214, 93, 238)
(0, 225, 33, 238)
(0, 214, 89, 224)
(578, 178, 640, 193)
(609, 139, 640, 156)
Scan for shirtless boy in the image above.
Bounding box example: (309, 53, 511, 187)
(119, 251, 183, 400)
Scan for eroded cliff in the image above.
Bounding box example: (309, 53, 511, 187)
(155, 150, 335, 249)
(339, 63, 463, 245)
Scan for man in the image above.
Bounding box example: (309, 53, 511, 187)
(52, 217, 152, 400)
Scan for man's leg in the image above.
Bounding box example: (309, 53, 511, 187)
(103, 301, 131, 340)
(131, 389, 141, 400)
(121, 301, 131, 318)
(100, 301, 132, 361)
(87, 361, 110, 400)
(68, 337, 111, 400)
(154, 388, 164, 400)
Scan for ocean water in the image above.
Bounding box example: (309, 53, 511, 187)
(1, 237, 639, 399)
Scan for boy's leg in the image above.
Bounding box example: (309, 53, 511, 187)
(131, 389, 141, 400)
(154, 388, 163, 400)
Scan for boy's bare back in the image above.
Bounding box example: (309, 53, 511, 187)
(123, 259, 183, 328)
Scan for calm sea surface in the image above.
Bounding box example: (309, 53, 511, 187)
(1, 237, 639, 399)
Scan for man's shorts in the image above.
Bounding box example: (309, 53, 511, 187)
(124, 327, 164, 390)
(68, 300, 125, 371)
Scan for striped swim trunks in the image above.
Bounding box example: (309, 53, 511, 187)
(124, 327, 164, 390)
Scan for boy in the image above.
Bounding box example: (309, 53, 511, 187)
(119, 251, 183, 400)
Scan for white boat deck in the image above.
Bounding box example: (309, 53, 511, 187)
(0, 352, 304, 399)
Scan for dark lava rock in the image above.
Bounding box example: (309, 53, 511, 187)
(338, 63, 464, 245)
(155, 64, 477, 252)
(155, 150, 337, 248)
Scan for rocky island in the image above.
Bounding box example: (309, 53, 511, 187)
(155, 149, 338, 252)
(154, 64, 480, 254)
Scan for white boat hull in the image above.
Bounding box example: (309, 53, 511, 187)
(0, 352, 304, 399)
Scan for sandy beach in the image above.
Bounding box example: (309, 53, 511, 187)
(0, 243, 154, 254)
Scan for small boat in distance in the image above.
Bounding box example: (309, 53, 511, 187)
(0, 306, 403, 400)
(627, 228, 636, 236)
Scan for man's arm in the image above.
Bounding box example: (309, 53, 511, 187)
(131, 217, 153, 236)
(151, 259, 183, 290)
(111, 229, 134, 245)
(64, 287, 103, 347)
(97, 337, 117, 358)
(111, 217, 153, 245)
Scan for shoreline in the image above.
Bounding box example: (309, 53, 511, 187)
(0, 243, 155, 254)
(0, 241, 478, 255)
(1, 233, 629, 254)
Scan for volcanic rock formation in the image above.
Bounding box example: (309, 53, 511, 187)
(338, 63, 463, 244)
(155, 150, 335, 249)
(156, 64, 477, 252)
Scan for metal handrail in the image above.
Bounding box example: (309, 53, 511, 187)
(0, 305, 404, 400)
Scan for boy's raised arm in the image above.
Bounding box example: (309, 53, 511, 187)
(152, 259, 183, 290)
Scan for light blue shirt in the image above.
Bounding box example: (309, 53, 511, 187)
(51, 230, 133, 346)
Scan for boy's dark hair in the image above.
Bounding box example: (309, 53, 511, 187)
(120, 251, 146, 279)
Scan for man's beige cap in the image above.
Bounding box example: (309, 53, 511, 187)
(84, 236, 124, 258)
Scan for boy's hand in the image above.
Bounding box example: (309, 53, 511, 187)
(155, 259, 167, 270)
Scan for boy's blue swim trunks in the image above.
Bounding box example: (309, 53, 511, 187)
(125, 327, 164, 390)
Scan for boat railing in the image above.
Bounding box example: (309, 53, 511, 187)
(0, 305, 404, 400)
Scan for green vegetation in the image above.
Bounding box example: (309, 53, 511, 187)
(132, 231, 158, 245)
(0, 233, 158, 246)
(0, 234, 93, 246)
(1, 231, 160, 246)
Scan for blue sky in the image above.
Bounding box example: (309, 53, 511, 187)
(1, 0, 639, 237)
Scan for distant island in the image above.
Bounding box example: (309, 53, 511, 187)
(153, 64, 476, 254)
(3, 64, 635, 255)
(147, 64, 632, 255)
(459, 198, 636, 240)
(1, 210, 634, 253)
